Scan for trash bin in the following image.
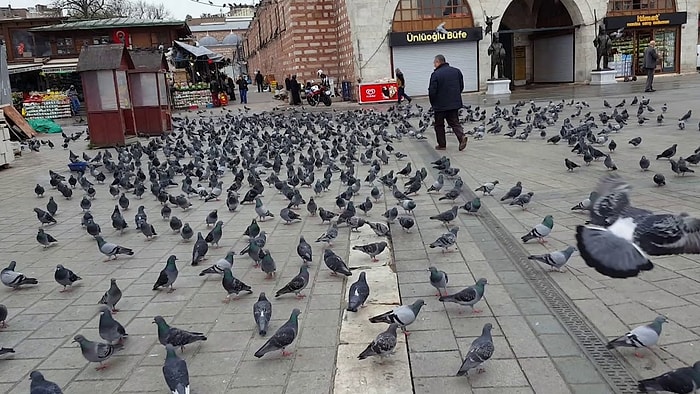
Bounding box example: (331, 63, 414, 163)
(341, 81, 352, 101)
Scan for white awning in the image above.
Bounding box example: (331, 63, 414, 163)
(8, 63, 43, 75)
(42, 58, 79, 74)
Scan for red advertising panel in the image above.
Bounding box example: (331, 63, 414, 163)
(358, 82, 398, 104)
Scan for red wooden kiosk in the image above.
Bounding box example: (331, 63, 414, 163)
(128, 50, 172, 135)
(76, 44, 136, 147)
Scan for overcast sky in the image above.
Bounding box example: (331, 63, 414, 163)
(8, 0, 257, 20)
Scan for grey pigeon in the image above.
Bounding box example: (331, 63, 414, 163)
(259, 249, 277, 278)
(95, 236, 133, 261)
(98, 305, 128, 344)
(398, 216, 415, 232)
(46, 196, 58, 216)
(254, 198, 274, 221)
(456, 323, 494, 376)
(1, 261, 38, 288)
(500, 181, 522, 201)
(153, 255, 179, 292)
(368, 221, 391, 237)
(430, 206, 458, 224)
(205, 209, 218, 226)
(36, 229, 58, 248)
(607, 315, 667, 357)
(427, 175, 444, 193)
(316, 222, 338, 245)
(204, 221, 223, 247)
(30, 371, 63, 394)
(521, 215, 554, 244)
(307, 197, 317, 216)
(369, 299, 425, 334)
(140, 221, 157, 240)
(461, 197, 481, 215)
(199, 251, 234, 276)
(162, 344, 190, 394)
(180, 223, 194, 241)
(169, 216, 183, 233)
(0, 303, 7, 328)
(358, 323, 399, 361)
(253, 292, 272, 336)
(221, 267, 252, 302)
(54, 264, 81, 292)
(383, 207, 398, 222)
(398, 199, 416, 214)
(474, 181, 498, 195)
(73, 334, 123, 370)
(0, 346, 13, 355)
(428, 266, 449, 296)
(296, 236, 313, 265)
(280, 207, 301, 224)
(80, 196, 91, 212)
(324, 249, 352, 276)
(352, 241, 388, 262)
(275, 265, 310, 298)
(153, 315, 207, 351)
(429, 227, 459, 252)
(98, 278, 122, 312)
(34, 207, 56, 226)
(637, 361, 700, 394)
(191, 232, 209, 265)
(528, 246, 577, 272)
(439, 278, 488, 313)
(347, 271, 370, 312)
(510, 191, 534, 210)
(254, 308, 301, 358)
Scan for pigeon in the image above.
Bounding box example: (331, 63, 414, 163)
(153, 316, 207, 351)
(98, 278, 122, 312)
(637, 361, 700, 394)
(0, 304, 7, 328)
(358, 323, 399, 361)
(255, 198, 275, 221)
(253, 292, 272, 336)
(528, 246, 577, 272)
(254, 308, 301, 358)
(259, 249, 277, 279)
(36, 229, 58, 248)
(180, 223, 194, 241)
(139, 220, 157, 240)
(296, 236, 313, 265)
(500, 181, 522, 201)
(565, 158, 580, 171)
(162, 344, 190, 394)
(460, 197, 481, 215)
(656, 144, 677, 160)
(316, 222, 338, 245)
(575, 174, 700, 278)
(571, 192, 597, 212)
(204, 221, 223, 247)
(169, 216, 183, 233)
(427, 175, 444, 193)
(80, 196, 91, 212)
(191, 232, 209, 265)
(474, 181, 498, 195)
(606, 315, 667, 358)
(439, 188, 461, 202)
(640, 155, 650, 171)
(428, 266, 448, 296)
(280, 207, 302, 224)
(34, 207, 57, 226)
(95, 236, 133, 260)
(54, 264, 81, 292)
(439, 278, 488, 313)
(324, 249, 352, 276)
(221, 267, 252, 302)
(398, 216, 415, 232)
(73, 334, 123, 370)
(85, 218, 101, 237)
(46, 197, 58, 216)
(347, 271, 370, 312)
(653, 173, 666, 186)
(199, 251, 235, 276)
(352, 241, 388, 262)
(276, 265, 310, 298)
(429, 226, 459, 252)
(307, 197, 317, 216)
(358, 197, 373, 215)
(604, 154, 618, 171)
(319, 207, 337, 224)
(369, 299, 425, 334)
(29, 371, 63, 394)
(680, 109, 692, 121)
(368, 221, 391, 237)
(153, 255, 179, 292)
(430, 206, 458, 224)
(118, 193, 129, 210)
(1, 261, 38, 289)
(456, 323, 494, 376)
(521, 215, 554, 244)
(98, 305, 128, 345)
(608, 139, 617, 152)
(510, 191, 534, 210)
(160, 204, 171, 220)
(383, 206, 399, 222)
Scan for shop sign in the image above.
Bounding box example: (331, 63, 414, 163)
(390, 28, 483, 47)
(358, 82, 398, 104)
(604, 12, 687, 30)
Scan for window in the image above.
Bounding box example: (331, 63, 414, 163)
(607, 0, 676, 16)
(56, 37, 75, 55)
(392, 0, 473, 32)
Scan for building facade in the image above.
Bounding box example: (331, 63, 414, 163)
(188, 13, 252, 78)
(245, 0, 699, 96)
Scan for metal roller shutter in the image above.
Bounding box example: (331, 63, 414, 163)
(392, 41, 479, 97)
(533, 34, 574, 83)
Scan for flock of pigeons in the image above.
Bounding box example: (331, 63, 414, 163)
(2, 91, 700, 393)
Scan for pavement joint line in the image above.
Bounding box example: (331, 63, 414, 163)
(411, 141, 639, 393)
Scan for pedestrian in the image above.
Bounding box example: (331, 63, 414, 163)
(227, 76, 236, 102)
(66, 85, 80, 116)
(284, 74, 293, 105)
(255, 70, 264, 92)
(395, 68, 412, 104)
(237, 75, 248, 104)
(209, 78, 220, 107)
(428, 54, 468, 152)
(644, 40, 658, 92)
(290, 75, 302, 105)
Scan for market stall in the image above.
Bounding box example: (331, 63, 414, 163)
(22, 91, 71, 119)
(357, 80, 398, 104)
(77, 44, 136, 147)
(169, 41, 226, 109)
(129, 50, 172, 135)
(172, 83, 211, 109)
(0, 45, 15, 167)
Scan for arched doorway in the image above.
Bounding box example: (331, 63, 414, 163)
(389, 0, 483, 96)
(498, 0, 579, 84)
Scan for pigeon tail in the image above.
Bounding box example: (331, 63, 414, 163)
(637, 379, 663, 393)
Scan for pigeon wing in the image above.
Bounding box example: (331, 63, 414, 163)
(576, 225, 653, 279)
(634, 214, 700, 256)
(589, 174, 633, 226)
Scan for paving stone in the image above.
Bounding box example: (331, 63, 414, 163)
(539, 334, 584, 357)
(466, 359, 530, 388)
(409, 350, 463, 378)
(413, 377, 472, 393)
(520, 357, 570, 393)
(555, 356, 606, 384)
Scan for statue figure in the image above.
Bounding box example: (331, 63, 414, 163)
(484, 14, 500, 36)
(593, 24, 613, 71)
(488, 33, 506, 80)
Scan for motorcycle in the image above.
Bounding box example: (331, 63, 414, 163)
(306, 84, 332, 107)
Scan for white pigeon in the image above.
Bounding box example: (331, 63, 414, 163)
(436, 22, 449, 34)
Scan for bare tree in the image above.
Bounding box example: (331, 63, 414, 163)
(53, 0, 172, 19)
(123, 0, 172, 19)
(52, 0, 111, 19)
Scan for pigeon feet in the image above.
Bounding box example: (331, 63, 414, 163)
(95, 363, 109, 371)
(0, 322, 7, 328)
(472, 308, 483, 314)
(281, 350, 293, 357)
(295, 294, 307, 299)
(222, 298, 232, 304)
(167, 288, 176, 293)
(634, 352, 645, 358)
(477, 368, 486, 374)
(59, 287, 70, 293)
(372, 258, 379, 262)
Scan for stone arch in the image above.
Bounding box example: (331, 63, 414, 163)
(499, 0, 584, 31)
(392, 0, 474, 32)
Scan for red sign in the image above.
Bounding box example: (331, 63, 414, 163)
(358, 82, 398, 104)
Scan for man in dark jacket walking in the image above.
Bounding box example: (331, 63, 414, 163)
(644, 40, 658, 92)
(428, 54, 467, 151)
(255, 70, 264, 92)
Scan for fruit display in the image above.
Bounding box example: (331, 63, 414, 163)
(23, 91, 72, 120)
(172, 88, 211, 110)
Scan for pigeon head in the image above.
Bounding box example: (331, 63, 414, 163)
(358, 271, 367, 281)
(225, 251, 235, 262)
(153, 315, 167, 326)
(475, 278, 488, 288)
(166, 255, 178, 264)
(72, 334, 86, 343)
(258, 292, 267, 301)
(409, 299, 425, 315)
(449, 226, 460, 235)
(542, 215, 554, 229)
(56, 264, 64, 270)
(164, 344, 178, 359)
(482, 323, 493, 335)
(563, 246, 577, 258)
(29, 371, 46, 382)
(289, 308, 302, 321)
(7, 261, 16, 270)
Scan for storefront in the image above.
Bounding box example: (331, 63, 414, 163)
(390, 28, 483, 96)
(605, 12, 688, 76)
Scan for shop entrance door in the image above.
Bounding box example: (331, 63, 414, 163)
(636, 30, 653, 75)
